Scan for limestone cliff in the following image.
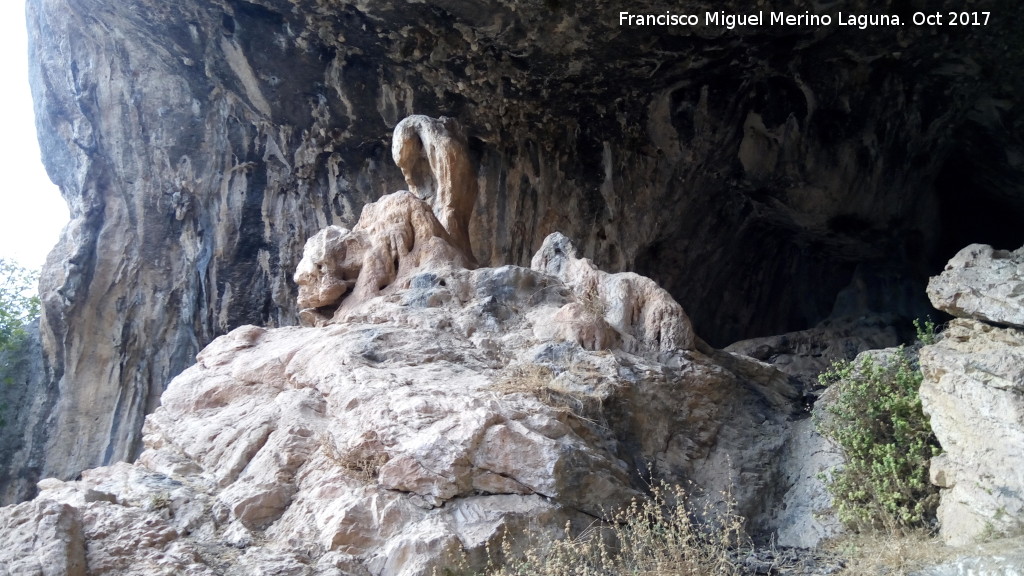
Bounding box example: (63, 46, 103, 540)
(6, 0, 1024, 501)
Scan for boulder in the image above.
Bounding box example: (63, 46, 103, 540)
(726, 314, 902, 393)
(927, 243, 1024, 328)
(0, 254, 800, 573)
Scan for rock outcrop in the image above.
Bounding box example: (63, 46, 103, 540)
(921, 318, 1024, 545)
(531, 231, 695, 354)
(293, 192, 473, 325)
(921, 243, 1024, 545)
(0, 146, 805, 571)
(11, 0, 1024, 502)
(927, 244, 1024, 328)
(726, 314, 902, 393)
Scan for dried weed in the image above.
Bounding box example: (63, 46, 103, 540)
(480, 480, 747, 576)
(826, 529, 954, 576)
(319, 433, 390, 483)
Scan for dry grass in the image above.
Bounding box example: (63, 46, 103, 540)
(319, 433, 390, 483)
(576, 281, 606, 319)
(826, 529, 954, 576)
(480, 481, 747, 576)
(493, 363, 606, 421)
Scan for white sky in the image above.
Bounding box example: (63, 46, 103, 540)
(0, 1, 68, 272)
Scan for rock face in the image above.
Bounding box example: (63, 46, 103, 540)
(0, 167, 804, 572)
(726, 314, 902, 393)
(921, 242, 1024, 545)
(920, 318, 1024, 545)
(11, 0, 1024, 503)
(927, 244, 1024, 328)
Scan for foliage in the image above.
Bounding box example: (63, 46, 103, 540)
(0, 259, 40, 428)
(913, 317, 937, 345)
(478, 481, 746, 576)
(0, 258, 40, 360)
(816, 330, 941, 531)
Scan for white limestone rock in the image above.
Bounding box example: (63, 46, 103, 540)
(0, 498, 87, 576)
(927, 243, 1024, 328)
(531, 231, 695, 354)
(920, 318, 1024, 545)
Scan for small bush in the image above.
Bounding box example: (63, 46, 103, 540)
(816, 334, 940, 530)
(481, 482, 746, 576)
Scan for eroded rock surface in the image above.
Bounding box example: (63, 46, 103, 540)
(920, 244, 1024, 545)
(0, 226, 802, 573)
(920, 318, 1024, 545)
(531, 231, 695, 354)
(392, 115, 478, 261)
(927, 244, 1024, 328)
(293, 191, 473, 324)
(14, 0, 1024, 503)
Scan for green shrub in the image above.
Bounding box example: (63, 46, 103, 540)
(0, 259, 40, 428)
(816, 329, 940, 531)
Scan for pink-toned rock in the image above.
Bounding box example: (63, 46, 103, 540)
(293, 191, 473, 325)
(392, 115, 478, 261)
(531, 232, 695, 353)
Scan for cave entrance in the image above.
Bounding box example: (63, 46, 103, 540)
(931, 149, 1024, 272)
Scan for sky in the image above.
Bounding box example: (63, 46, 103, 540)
(0, 1, 68, 272)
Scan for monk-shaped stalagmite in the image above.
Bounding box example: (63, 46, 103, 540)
(294, 115, 477, 325)
(391, 115, 478, 262)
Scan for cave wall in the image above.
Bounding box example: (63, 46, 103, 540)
(3, 0, 1023, 501)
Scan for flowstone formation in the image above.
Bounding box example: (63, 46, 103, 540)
(0, 115, 813, 575)
(392, 115, 478, 262)
(11, 0, 1024, 503)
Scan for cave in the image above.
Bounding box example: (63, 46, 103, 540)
(2, 0, 1022, 508)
